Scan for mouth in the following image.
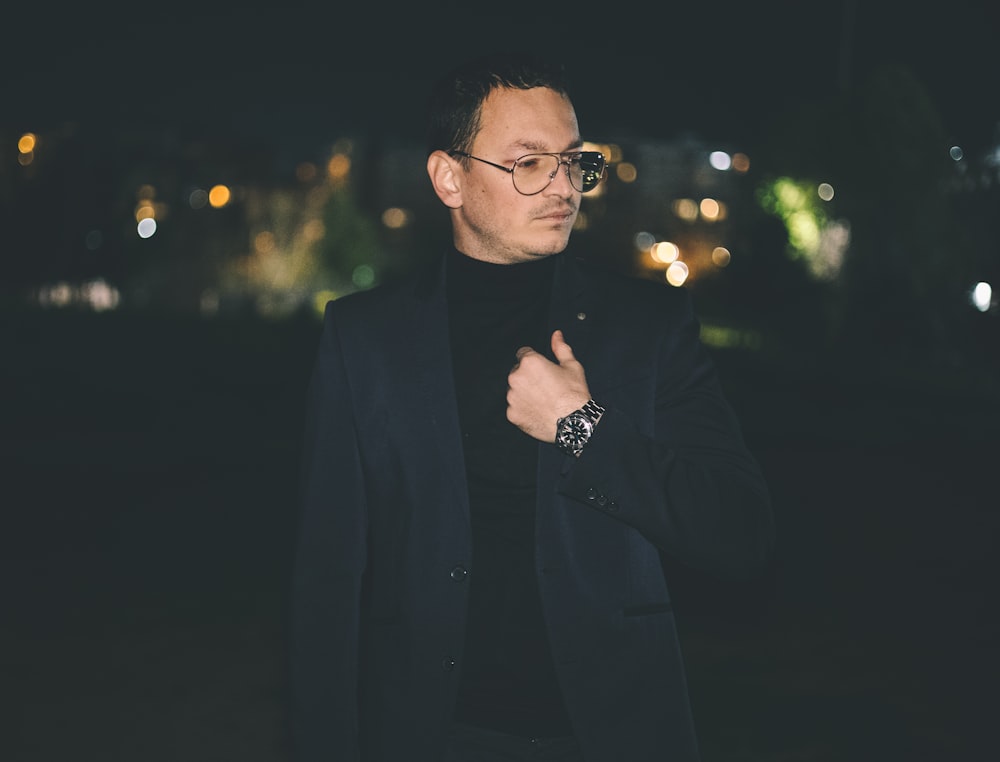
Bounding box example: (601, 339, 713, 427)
(536, 206, 577, 224)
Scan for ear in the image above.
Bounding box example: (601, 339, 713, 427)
(426, 150, 464, 209)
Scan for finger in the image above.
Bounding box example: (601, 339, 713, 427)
(551, 329, 576, 364)
(514, 346, 536, 360)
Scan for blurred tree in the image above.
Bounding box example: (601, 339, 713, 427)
(753, 62, 976, 370)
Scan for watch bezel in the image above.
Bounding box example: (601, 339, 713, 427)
(555, 409, 598, 456)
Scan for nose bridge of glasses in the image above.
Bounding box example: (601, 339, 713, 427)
(546, 155, 577, 190)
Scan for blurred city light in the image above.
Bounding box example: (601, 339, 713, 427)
(37, 279, 120, 311)
(650, 241, 679, 264)
(633, 231, 656, 252)
(972, 281, 993, 312)
(949, 145, 964, 161)
(709, 151, 731, 170)
(328, 154, 350, 181)
(665, 261, 689, 287)
(700, 323, 761, 349)
(699, 197, 725, 221)
(817, 182, 835, 201)
(757, 176, 846, 280)
(137, 218, 157, 238)
(18, 133, 37, 153)
(673, 198, 699, 222)
(616, 162, 638, 183)
(18, 133, 36, 165)
(209, 184, 231, 208)
(381, 207, 411, 229)
(352, 265, 375, 289)
(711, 246, 731, 267)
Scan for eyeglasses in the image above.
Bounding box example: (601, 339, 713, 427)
(451, 150, 607, 195)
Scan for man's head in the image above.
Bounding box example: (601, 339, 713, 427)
(425, 53, 604, 265)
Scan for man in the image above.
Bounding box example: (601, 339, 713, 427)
(290, 53, 774, 761)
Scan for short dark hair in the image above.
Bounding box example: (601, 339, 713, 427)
(424, 52, 571, 157)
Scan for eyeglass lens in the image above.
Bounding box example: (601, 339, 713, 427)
(513, 153, 605, 195)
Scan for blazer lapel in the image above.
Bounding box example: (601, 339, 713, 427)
(393, 256, 471, 532)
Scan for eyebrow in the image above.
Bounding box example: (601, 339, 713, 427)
(510, 138, 584, 155)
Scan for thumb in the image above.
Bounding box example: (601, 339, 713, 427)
(551, 329, 576, 365)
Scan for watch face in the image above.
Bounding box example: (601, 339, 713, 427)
(557, 413, 593, 453)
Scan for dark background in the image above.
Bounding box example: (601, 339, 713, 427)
(3, 2, 1000, 760)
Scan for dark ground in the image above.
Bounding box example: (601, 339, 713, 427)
(2, 308, 998, 761)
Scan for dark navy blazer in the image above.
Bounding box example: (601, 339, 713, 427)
(290, 249, 774, 761)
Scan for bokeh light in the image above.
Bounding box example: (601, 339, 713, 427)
(209, 185, 231, 208)
(665, 261, 689, 286)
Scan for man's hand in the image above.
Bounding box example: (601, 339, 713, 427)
(507, 329, 591, 442)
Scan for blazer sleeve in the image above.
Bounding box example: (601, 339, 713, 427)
(289, 303, 367, 761)
(557, 288, 774, 581)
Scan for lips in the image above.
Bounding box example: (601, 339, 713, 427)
(536, 206, 577, 222)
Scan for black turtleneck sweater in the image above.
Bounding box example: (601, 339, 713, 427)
(446, 247, 572, 738)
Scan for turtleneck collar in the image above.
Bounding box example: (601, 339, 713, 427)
(445, 246, 558, 302)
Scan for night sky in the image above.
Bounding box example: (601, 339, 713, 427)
(5, 1, 999, 160)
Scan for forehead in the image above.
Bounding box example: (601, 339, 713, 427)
(474, 86, 581, 155)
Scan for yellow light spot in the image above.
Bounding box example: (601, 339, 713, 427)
(700, 198, 720, 220)
(135, 202, 155, 222)
(673, 198, 698, 222)
(381, 207, 410, 229)
(616, 162, 637, 183)
(712, 247, 731, 267)
(209, 184, 231, 208)
(327, 154, 351, 181)
(18, 133, 37, 153)
(651, 241, 679, 264)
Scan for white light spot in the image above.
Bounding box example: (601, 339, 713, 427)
(817, 182, 835, 201)
(972, 281, 992, 312)
(651, 241, 679, 264)
(709, 151, 731, 170)
(137, 218, 157, 238)
(665, 261, 689, 287)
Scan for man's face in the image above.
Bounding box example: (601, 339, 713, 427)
(451, 86, 583, 264)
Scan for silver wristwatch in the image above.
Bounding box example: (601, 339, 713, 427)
(555, 399, 605, 457)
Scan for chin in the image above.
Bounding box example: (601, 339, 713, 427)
(532, 233, 572, 256)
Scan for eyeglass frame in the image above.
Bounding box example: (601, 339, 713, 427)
(450, 150, 607, 195)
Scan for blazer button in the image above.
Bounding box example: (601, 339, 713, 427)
(586, 488, 597, 501)
(442, 657, 456, 671)
(596, 493, 608, 507)
(450, 565, 468, 582)
(607, 500, 619, 513)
